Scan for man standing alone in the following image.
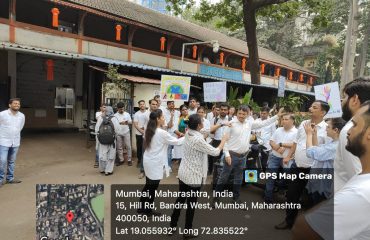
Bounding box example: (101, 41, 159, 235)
(0, 98, 25, 186)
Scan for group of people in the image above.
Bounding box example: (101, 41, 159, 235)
(104, 77, 370, 239)
(2, 76, 369, 239)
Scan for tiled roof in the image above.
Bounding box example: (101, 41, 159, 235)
(58, 0, 316, 76)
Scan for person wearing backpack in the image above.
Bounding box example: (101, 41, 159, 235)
(95, 106, 120, 176)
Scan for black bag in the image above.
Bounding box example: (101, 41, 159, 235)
(97, 116, 116, 145)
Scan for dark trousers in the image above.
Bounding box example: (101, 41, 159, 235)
(208, 139, 221, 174)
(309, 192, 327, 207)
(139, 177, 160, 213)
(285, 163, 311, 226)
(260, 150, 270, 172)
(136, 135, 143, 164)
(170, 180, 201, 230)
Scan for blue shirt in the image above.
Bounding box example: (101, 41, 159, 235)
(306, 140, 338, 197)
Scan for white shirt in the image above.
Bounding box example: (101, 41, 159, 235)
(294, 119, 328, 168)
(270, 126, 298, 158)
(164, 108, 180, 137)
(206, 112, 214, 123)
(143, 128, 184, 180)
(200, 118, 211, 143)
(114, 111, 132, 136)
(254, 118, 277, 150)
(223, 115, 278, 158)
(188, 107, 197, 115)
(0, 109, 25, 147)
(133, 110, 147, 136)
(333, 120, 361, 192)
(305, 174, 370, 240)
(212, 116, 232, 140)
(95, 111, 103, 120)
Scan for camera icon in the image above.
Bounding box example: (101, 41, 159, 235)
(245, 170, 258, 183)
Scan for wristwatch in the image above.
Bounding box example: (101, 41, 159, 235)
(279, 143, 282, 147)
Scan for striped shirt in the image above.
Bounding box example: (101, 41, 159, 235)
(178, 129, 221, 186)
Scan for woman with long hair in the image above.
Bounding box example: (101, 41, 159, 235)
(138, 109, 184, 216)
(169, 114, 229, 237)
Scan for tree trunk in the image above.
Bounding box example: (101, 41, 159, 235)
(355, 10, 370, 77)
(341, 0, 359, 92)
(243, 1, 260, 85)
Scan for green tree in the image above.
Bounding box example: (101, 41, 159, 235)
(166, 0, 343, 85)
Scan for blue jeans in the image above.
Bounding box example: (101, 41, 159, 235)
(168, 145, 174, 168)
(215, 154, 246, 201)
(0, 145, 20, 182)
(264, 154, 283, 202)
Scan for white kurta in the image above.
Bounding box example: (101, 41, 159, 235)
(143, 128, 184, 180)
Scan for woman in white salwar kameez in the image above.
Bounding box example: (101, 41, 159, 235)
(138, 109, 184, 216)
(95, 106, 120, 176)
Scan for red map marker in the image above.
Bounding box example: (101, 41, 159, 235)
(66, 211, 74, 223)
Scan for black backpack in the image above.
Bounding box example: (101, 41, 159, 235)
(97, 116, 116, 145)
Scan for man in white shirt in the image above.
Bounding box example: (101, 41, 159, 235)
(209, 103, 232, 175)
(0, 98, 25, 186)
(164, 101, 179, 170)
(254, 106, 277, 171)
(213, 105, 284, 203)
(292, 101, 370, 240)
(334, 77, 370, 192)
(139, 99, 160, 179)
(95, 104, 106, 120)
(264, 113, 297, 203)
(114, 102, 132, 166)
(188, 97, 198, 115)
(154, 94, 166, 112)
(275, 100, 330, 230)
(133, 100, 147, 169)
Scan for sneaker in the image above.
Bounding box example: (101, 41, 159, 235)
(128, 161, 133, 166)
(6, 179, 22, 184)
(138, 173, 145, 179)
(105, 172, 113, 176)
(94, 163, 99, 168)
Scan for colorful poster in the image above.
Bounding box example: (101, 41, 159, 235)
(314, 82, 343, 118)
(203, 82, 227, 102)
(160, 75, 191, 101)
(278, 76, 286, 97)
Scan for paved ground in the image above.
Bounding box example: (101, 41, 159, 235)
(0, 132, 292, 240)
